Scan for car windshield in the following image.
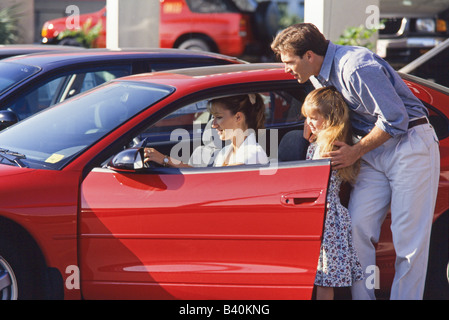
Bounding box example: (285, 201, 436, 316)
(0, 61, 41, 94)
(0, 81, 173, 170)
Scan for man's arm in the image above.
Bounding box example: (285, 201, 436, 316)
(323, 126, 391, 169)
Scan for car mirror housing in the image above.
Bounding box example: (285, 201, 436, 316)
(108, 148, 145, 171)
(0, 110, 18, 131)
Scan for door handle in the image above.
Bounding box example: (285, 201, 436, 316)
(280, 190, 325, 206)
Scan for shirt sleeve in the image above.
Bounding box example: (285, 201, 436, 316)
(347, 63, 409, 137)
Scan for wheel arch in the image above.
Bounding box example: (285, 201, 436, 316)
(0, 215, 64, 299)
(173, 33, 218, 52)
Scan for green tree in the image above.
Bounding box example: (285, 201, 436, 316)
(278, 2, 303, 29)
(335, 25, 377, 51)
(0, 4, 21, 44)
(57, 18, 102, 48)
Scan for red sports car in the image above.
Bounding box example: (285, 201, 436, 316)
(0, 63, 447, 300)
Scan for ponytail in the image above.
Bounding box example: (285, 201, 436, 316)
(246, 93, 265, 131)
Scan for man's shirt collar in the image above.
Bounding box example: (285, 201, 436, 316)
(316, 41, 336, 85)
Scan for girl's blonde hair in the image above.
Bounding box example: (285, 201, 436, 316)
(302, 86, 359, 184)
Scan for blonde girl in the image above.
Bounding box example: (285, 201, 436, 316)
(302, 86, 359, 183)
(302, 86, 363, 300)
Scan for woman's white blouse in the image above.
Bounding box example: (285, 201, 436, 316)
(213, 133, 268, 166)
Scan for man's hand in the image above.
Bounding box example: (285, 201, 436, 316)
(323, 141, 361, 169)
(322, 126, 392, 169)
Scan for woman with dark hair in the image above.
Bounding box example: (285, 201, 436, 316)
(209, 93, 268, 166)
(144, 93, 268, 167)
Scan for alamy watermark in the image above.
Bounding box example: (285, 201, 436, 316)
(168, 125, 279, 175)
(65, 5, 81, 30)
(365, 4, 381, 30)
(65, 265, 80, 290)
(62, 3, 382, 34)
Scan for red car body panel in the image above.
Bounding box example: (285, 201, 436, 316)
(0, 166, 81, 299)
(160, 1, 253, 57)
(41, 1, 255, 57)
(79, 164, 329, 299)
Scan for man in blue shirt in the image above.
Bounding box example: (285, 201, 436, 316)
(272, 23, 440, 300)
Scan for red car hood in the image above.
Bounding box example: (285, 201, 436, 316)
(0, 163, 36, 177)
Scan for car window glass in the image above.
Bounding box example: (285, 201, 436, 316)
(0, 62, 40, 95)
(144, 100, 209, 139)
(133, 89, 306, 167)
(408, 46, 449, 87)
(5, 67, 131, 121)
(62, 68, 131, 102)
(264, 91, 303, 126)
(80, 69, 130, 93)
(185, 0, 238, 13)
(7, 76, 67, 120)
(0, 82, 174, 170)
(140, 90, 303, 141)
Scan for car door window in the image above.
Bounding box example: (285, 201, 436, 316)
(7, 76, 67, 120)
(58, 68, 131, 103)
(185, 0, 239, 13)
(408, 45, 449, 88)
(79, 69, 129, 93)
(132, 89, 308, 167)
(5, 66, 131, 121)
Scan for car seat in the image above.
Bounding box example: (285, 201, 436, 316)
(278, 129, 308, 161)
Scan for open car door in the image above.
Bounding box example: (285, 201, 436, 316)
(79, 160, 330, 300)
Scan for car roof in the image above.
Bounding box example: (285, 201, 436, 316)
(114, 63, 294, 89)
(0, 44, 85, 59)
(2, 48, 246, 68)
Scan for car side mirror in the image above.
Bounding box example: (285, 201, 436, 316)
(108, 147, 145, 171)
(0, 110, 18, 131)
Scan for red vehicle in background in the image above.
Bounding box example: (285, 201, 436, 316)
(41, 0, 279, 58)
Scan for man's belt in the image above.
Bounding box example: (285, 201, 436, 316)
(408, 117, 429, 129)
(353, 117, 429, 138)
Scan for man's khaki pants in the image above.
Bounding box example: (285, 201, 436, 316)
(349, 122, 440, 300)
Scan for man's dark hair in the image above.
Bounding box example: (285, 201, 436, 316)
(271, 23, 328, 58)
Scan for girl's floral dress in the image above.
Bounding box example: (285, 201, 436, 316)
(307, 143, 364, 287)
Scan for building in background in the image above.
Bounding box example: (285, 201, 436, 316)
(8, 0, 449, 70)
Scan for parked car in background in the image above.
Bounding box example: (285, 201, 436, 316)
(399, 37, 449, 88)
(0, 48, 245, 129)
(0, 63, 447, 300)
(40, 0, 280, 58)
(0, 44, 84, 60)
(378, 0, 449, 69)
